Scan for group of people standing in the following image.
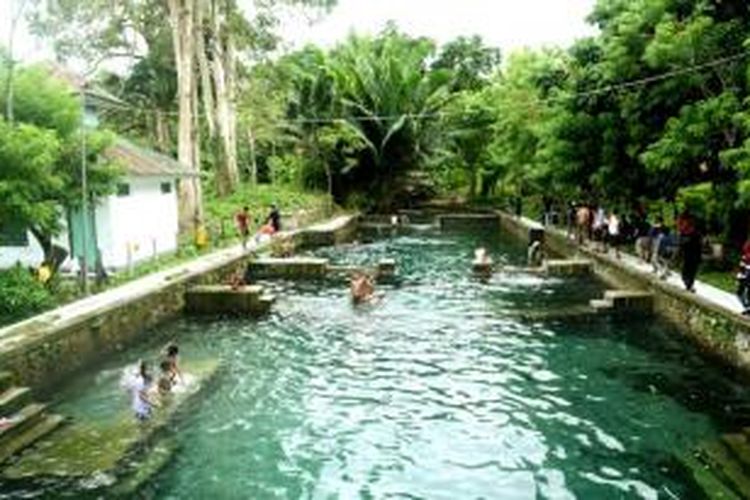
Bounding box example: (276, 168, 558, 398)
(234, 204, 282, 249)
(568, 204, 703, 293)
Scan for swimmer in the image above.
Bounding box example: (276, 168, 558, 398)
(163, 343, 183, 384)
(527, 240, 543, 267)
(473, 247, 494, 277)
(157, 360, 174, 395)
(132, 360, 159, 421)
(350, 271, 375, 304)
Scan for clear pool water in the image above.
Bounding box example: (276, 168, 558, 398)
(5, 227, 750, 498)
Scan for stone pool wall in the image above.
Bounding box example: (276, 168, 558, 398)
(0, 215, 359, 391)
(497, 211, 750, 373)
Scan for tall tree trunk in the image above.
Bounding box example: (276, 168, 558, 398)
(247, 128, 258, 186)
(154, 109, 170, 152)
(195, 0, 216, 139)
(167, 0, 202, 233)
(210, 0, 239, 196)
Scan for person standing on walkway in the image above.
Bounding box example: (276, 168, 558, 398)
(677, 209, 702, 292)
(736, 240, 750, 315)
(592, 206, 607, 252)
(607, 211, 621, 259)
(235, 206, 251, 249)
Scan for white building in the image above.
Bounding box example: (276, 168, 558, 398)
(0, 139, 191, 272)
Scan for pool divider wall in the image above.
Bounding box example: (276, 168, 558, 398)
(497, 211, 750, 374)
(0, 215, 360, 393)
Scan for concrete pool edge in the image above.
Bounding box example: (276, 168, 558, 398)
(497, 211, 750, 374)
(0, 214, 359, 391)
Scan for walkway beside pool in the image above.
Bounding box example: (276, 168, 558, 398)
(520, 216, 745, 316)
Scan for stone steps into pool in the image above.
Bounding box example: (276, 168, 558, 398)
(680, 432, 750, 499)
(0, 386, 32, 415)
(0, 372, 13, 393)
(2, 358, 220, 489)
(542, 259, 593, 277)
(0, 400, 65, 464)
(185, 285, 274, 316)
(589, 290, 654, 315)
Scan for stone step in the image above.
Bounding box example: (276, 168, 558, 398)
(679, 452, 742, 500)
(722, 434, 750, 469)
(247, 257, 329, 279)
(0, 387, 32, 416)
(603, 290, 654, 312)
(0, 414, 65, 464)
(700, 441, 750, 498)
(0, 403, 47, 445)
(185, 285, 270, 316)
(589, 299, 613, 311)
(543, 259, 593, 276)
(109, 438, 176, 497)
(0, 372, 13, 393)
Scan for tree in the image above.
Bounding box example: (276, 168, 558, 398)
(0, 64, 118, 270)
(432, 35, 501, 92)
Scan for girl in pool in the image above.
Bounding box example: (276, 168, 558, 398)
(132, 360, 159, 421)
(157, 360, 175, 395)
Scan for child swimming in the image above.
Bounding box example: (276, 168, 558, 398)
(163, 343, 183, 384)
(132, 360, 159, 421)
(157, 360, 174, 395)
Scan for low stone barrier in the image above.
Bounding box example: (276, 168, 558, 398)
(438, 213, 500, 230)
(497, 211, 750, 374)
(543, 259, 592, 277)
(184, 285, 274, 316)
(0, 214, 358, 391)
(248, 257, 329, 280)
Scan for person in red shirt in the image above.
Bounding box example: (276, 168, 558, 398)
(737, 241, 750, 315)
(235, 206, 251, 249)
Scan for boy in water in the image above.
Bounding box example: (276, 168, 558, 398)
(164, 343, 183, 384)
(157, 360, 175, 395)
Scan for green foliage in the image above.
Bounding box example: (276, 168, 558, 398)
(0, 62, 118, 265)
(0, 265, 54, 327)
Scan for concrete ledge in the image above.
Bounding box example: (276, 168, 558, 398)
(543, 259, 592, 277)
(185, 285, 272, 316)
(248, 257, 329, 279)
(438, 213, 500, 230)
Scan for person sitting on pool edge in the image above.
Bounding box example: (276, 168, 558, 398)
(350, 271, 375, 304)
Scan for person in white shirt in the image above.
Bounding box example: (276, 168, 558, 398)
(132, 361, 159, 421)
(607, 212, 621, 259)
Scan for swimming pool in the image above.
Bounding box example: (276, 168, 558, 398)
(3, 226, 749, 498)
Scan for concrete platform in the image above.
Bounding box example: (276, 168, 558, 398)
(543, 259, 592, 277)
(184, 285, 274, 316)
(247, 257, 329, 279)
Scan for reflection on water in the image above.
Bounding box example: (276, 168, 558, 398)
(4, 227, 749, 498)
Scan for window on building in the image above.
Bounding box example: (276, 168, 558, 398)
(160, 181, 172, 194)
(116, 183, 130, 197)
(0, 222, 28, 247)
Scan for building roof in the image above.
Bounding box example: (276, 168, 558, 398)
(42, 62, 125, 106)
(105, 139, 196, 178)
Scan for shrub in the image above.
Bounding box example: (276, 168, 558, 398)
(0, 264, 55, 326)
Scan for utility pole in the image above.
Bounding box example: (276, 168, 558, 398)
(80, 86, 89, 294)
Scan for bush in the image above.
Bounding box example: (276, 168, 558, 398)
(0, 265, 55, 326)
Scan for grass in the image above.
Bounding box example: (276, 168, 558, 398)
(698, 269, 736, 294)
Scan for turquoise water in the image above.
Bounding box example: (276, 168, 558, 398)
(4, 227, 750, 498)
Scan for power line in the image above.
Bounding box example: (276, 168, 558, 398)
(90, 50, 750, 125)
